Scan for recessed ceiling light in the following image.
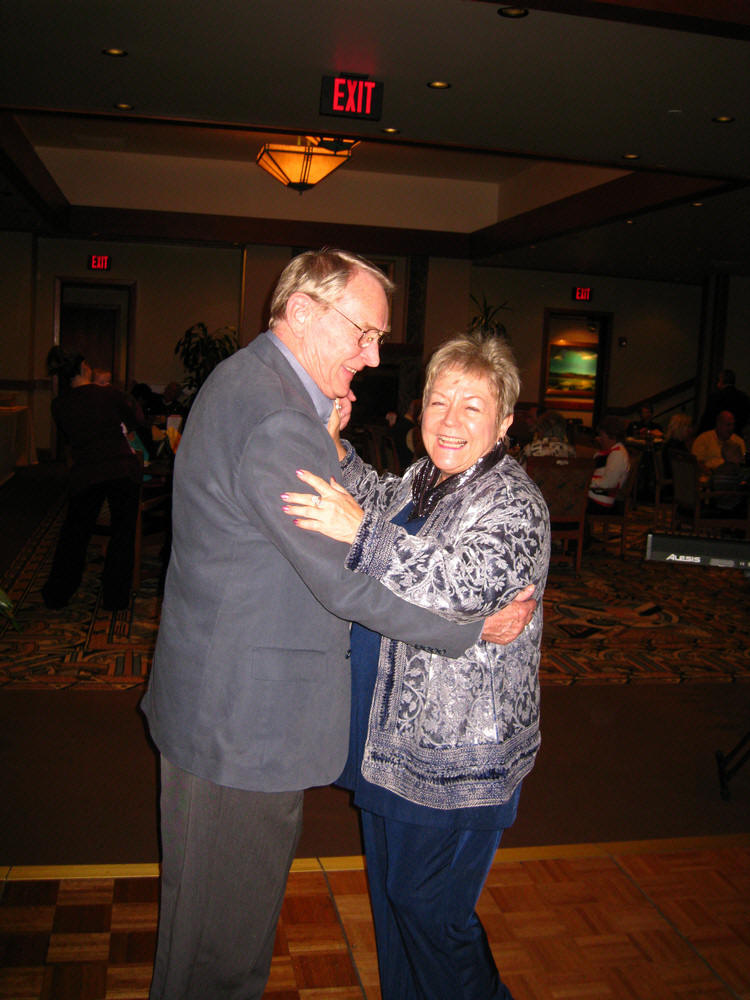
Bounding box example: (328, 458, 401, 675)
(381, 127, 400, 134)
(427, 80, 451, 90)
(102, 47, 127, 57)
(498, 7, 529, 17)
(691, 202, 704, 208)
(712, 115, 735, 123)
(114, 102, 133, 111)
(622, 153, 640, 160)
(626, 219, 634, 225)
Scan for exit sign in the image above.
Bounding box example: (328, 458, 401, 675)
(88, 254, 111, 271)
(572, 286, 592, 301)
(320, 75, 384, 120)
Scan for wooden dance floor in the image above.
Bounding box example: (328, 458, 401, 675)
(2, 835, 749, 999)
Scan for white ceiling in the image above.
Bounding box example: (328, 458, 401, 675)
(1, 0, 748, 283)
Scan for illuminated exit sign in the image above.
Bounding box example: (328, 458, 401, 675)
(87, 254, 111, 271)
(320, 75, 384, 120)
(572, 286, 592, 302)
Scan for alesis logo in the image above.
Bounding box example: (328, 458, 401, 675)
(666, 553, 701, 563)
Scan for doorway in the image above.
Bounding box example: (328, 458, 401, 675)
(540, 309, 612, 429)
(56, 281, 134, 389)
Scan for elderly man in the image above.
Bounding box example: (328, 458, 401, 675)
(141, 249, 534, 1000)
(692, 409, 746, 471)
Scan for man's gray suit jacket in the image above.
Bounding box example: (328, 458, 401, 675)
(142, 332, 481, 793)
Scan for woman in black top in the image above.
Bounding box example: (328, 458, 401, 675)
(43, 348, 141, 611)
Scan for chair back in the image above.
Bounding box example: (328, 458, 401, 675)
(526, 456, 594, 523)
(670, 451, 700, 529)
(618, 450, 642, 509)
(526, 456, 594, 572)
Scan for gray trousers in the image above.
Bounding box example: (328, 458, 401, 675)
(149, 756, 304, 1000)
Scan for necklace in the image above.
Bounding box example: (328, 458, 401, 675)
(409, 440, 505, 520)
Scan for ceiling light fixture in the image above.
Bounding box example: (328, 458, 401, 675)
(102, 47, 127, 57)
(304, 135, 360, 153)
(427, 80, 451, 89)
(498, 7, 529, 17)
(381, 126, 400, 135)
(712, 115, 735, 123)
(114, 102, 133, 111)
(622, 152, 640, 160)
(256, 136, 353, 193)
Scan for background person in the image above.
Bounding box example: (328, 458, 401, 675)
(587, 416, 630, 513)
(709, 440, 748, 515)
(43, 346, 141, 611)
(626, 402, 662, 438)
(699, 368, 749, 436)
(521, 409, 575, 465)
(692, 410, 746, 472)
(140, 250, 535, 1000)
(283, 333, 550, 1000)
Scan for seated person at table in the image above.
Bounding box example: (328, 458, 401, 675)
(587, 416, 630, 513)
(626, 403, 662, 438)
(161, 381, 187, 421)
(691, 410, 745, 472)
(661, 413, 692, 478)
(708, 440, 748, 515)
(521, 409, 575, 465)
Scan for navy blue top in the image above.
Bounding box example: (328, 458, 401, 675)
(337, 502, 521, 830)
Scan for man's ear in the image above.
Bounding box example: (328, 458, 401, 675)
(285, 292, 316, 339)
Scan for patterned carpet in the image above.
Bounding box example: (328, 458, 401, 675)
(1, 504, 749, 689)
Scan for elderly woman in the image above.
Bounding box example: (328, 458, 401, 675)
(283, 334, 550, 1000)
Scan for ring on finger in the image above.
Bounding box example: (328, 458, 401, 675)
(312, 495, 322, 507)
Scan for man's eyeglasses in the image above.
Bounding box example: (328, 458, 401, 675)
(328, 303, 388, 349)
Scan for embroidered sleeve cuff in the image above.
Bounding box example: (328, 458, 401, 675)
(345, 506, 400, 579)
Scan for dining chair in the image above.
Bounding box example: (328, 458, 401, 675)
(526, 456, 594, 573)
(671, 451, 749, 538)
(652, 446, 673, 529)
(586, 451, 642, 557)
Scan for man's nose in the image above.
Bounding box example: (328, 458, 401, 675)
(360, 341, 381, 367)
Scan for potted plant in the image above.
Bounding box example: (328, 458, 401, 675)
(174, 322, 239, 406)
(0, 587, 21, 631)
(468, 293, 511, 340)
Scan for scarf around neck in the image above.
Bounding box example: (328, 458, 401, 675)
(409, 440, 506, 520)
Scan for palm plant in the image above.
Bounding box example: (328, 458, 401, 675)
(174, 322, 239, 402)
(0, 587, 21, 631)
(468, 293, 510, 340)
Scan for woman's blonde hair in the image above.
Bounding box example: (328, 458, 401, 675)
(269, 248, 394, 328)
(422, 333, 521, 431)
(665, 412, 692, 442)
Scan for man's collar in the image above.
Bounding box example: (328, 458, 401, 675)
(266, 330, 334, 423)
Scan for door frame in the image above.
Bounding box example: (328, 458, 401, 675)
(53, 278, 137, 388)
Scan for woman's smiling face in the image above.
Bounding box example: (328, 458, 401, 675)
(421, 367, 511, 480)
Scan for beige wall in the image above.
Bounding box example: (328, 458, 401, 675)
(0, 232, 34, 393)
(471, 266, 703, 414)
(424, 258, 472, 357)
(726, 274, 750, 391)
(1, 230, 739, 454)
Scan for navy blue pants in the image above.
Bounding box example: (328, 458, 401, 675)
(361, 810, 514, 1000)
